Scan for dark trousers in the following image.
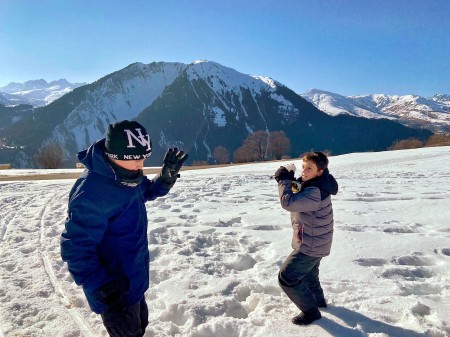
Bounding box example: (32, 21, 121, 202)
(278, 250, 325, 313)
(101, 297, 149, 337)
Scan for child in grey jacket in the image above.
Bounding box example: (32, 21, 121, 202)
(274, 151, 338, 325)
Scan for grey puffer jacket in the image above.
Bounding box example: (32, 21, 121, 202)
(278, 169, 338, 257)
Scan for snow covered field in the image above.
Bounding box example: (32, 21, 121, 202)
(0, 147, 449, 337)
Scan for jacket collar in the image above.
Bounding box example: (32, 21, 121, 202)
(77, 139, 143, 187)
(299, 169, 338, 200)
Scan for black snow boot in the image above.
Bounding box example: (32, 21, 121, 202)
(292, 307, 322, 325)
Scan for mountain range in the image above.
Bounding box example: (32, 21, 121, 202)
(0, 61, 433, 168)
(0, 79, 86, 107)
(302, 89, 450, 133)
(2, 78, 449, 135)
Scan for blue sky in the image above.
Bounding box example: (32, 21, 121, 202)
(1, 0, 449, 96)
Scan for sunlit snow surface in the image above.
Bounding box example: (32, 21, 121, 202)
(0, 147, 449, 337)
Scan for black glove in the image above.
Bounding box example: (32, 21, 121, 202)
(274, 166, 295, 182)
(159, 148, 188, 186)
(94, 277, 130, 311)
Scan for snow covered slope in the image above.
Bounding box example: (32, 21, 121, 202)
(302, 89, 450, 133)
(0, 79, 86, 107)
(0, 146, 448, 336)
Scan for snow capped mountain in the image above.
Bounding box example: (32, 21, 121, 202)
(302, 89, 450, 132)
(0, 79, 86, 107)
(301, 89, 394, 119)
(181, 60, 297, 130)
(53, 62, 187, 153)
(0, 61, 432, 168)
(135, 61, 301, 161)
(432, 93, 450, 103)
(188, 60, 280, 93)
(0, 92, 10, 105)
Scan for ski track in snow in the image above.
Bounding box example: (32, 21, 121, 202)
(0, 147, 449, 337)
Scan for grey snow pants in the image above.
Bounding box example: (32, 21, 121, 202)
(278, 250, 325, 313)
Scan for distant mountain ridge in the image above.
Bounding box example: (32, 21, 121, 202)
(0, 61, 432, 168)
(302, 89, 450, 133)
(0, 79, 86, 107)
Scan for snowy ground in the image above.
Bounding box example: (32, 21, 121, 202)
(0, 147, 449, 337)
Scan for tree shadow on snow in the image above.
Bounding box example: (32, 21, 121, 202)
(318, 306, 428, 337)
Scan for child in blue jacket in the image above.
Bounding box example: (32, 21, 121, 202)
(61, 120, 187, 337)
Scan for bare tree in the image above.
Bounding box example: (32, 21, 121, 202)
(388, 138, 425, 150)
(191, 160, 209, 166)
(34, 142, 65, 169)
(389, 138, 424, 150)
(243, 130, 269, 161)
(233, 145, 254, 163)
(268, 130, 291, 160)
(213, 146, 230, 164)
(426, 134, 450, 147)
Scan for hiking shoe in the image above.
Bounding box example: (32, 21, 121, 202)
(292, 308, 322, 325)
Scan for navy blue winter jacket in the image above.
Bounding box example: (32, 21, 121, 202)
(61, 139, 169, 313)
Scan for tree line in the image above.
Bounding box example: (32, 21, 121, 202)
(388, 134, 450, 150)
(31, 132, 450, 169)
(193, 130, 291, 166)
(31, 130, 291, 169)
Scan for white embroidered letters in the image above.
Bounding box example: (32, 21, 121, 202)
(123, 128, 151, 151)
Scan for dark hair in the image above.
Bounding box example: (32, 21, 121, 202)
(302, 151, 329, 170)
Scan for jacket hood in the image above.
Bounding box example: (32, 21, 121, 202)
(299, 169, 338, 200)
(77, 139, 115, 180)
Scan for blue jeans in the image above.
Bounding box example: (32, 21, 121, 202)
(278, 250, 325, 312)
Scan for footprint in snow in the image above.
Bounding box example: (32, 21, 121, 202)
(391, 253, 435, 266)
(381, 267, 433, 280)
(245, 224, 282, 231)
(383, 223, 422, 234)
(354, 258, 388, 267)
(215, 217, 241, 227)
(399, 283, 442, 296)
(440, 248, 450, 256)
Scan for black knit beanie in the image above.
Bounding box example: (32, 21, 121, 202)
(104, 120, 152, 160)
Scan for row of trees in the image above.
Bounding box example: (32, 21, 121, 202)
(389, 134, 450, 150)
(31, 132, 450, 169)
(203, 132, 450, 166)
(32, 130, 291, 169)
(233, 130, 290, 163)
(198, 130, 291, 165)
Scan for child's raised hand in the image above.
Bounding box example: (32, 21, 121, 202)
(274, 166, 295, 182)
(160, 148, 189, 184)
(284, 163, 296, 173)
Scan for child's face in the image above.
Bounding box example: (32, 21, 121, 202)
(112, 158, 145, 171)
(301, 160, 323, 182)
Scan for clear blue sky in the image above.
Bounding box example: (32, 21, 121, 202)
(1, 0, 449, 97)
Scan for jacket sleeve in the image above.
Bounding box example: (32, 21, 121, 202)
(60, 191, 113, 294)
(278, 179, 322, 212)
(141, 174, 172, 201)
